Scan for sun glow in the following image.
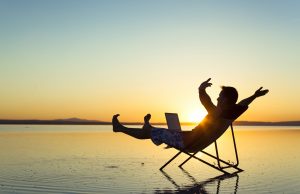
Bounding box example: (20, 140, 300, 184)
(187, 109, 207, 124)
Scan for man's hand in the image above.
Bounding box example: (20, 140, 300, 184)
(254, 87, 269, 97)
(199, 78, 212, 91)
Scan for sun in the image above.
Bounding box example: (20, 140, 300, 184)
(187, 109, 207, 124)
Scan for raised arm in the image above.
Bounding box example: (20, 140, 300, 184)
(198, 78, 216, 113)
(238, 87, 269, 106)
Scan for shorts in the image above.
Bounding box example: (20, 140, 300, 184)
(150, 127, 184, 149)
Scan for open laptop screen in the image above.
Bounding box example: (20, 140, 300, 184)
(165, 113, 181, 131)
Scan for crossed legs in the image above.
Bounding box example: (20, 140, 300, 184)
(112, 114, 153, 139)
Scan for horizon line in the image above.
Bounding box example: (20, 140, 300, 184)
(1, 118, 300, 126)
(1, 118, 300, 122)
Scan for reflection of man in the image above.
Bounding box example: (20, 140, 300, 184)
(112, 78, 269, 149)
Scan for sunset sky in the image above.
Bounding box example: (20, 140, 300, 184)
(1, 1, 299, 123)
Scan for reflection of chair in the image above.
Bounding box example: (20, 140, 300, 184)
(160, 111, 246, 175)
(161, 169, 240, 194)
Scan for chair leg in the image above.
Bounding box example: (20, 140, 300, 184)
(160, 151, 182, 170)
(200, 150, 243, 172)
(230, 124, 240, 167)
(183, 151, 229, 174)
(211, 124, 242, 171)
(178, 152, 198, 168)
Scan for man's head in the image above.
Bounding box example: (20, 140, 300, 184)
(217, 86, 238, 108)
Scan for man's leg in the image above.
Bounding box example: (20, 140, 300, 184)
(112, 114, 152, 139)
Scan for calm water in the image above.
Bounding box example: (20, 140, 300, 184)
(0, 125, 300, 193)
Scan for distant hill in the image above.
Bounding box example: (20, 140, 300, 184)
(0, 118, 110, 125)
(54, 117, 101, 123)
(0, 118, 300, 126)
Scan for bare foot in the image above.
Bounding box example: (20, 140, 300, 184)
(112, 114, 123, 132)
(143, 113, 152, 130)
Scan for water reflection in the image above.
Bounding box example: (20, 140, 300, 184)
(1, 127, 300, 193)
(160, 169, 239, 194)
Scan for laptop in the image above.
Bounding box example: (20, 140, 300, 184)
(165, 113, 182, 131)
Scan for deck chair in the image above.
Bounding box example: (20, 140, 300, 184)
(160, 110, 247, 175)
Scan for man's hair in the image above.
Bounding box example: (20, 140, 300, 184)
(221, 86, 238, 104)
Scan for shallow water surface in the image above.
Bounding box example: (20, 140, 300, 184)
(0, 125, 300, 193)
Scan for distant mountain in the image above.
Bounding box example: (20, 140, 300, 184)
(54, 118, 100, 123)
(0, 118, 110, 125)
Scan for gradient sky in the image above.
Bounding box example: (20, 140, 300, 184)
(0, 0, 299, 123)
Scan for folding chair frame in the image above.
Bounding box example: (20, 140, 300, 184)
(160, 124, 243, 175)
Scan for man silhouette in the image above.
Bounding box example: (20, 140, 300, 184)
(112, 78, 269, 149)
